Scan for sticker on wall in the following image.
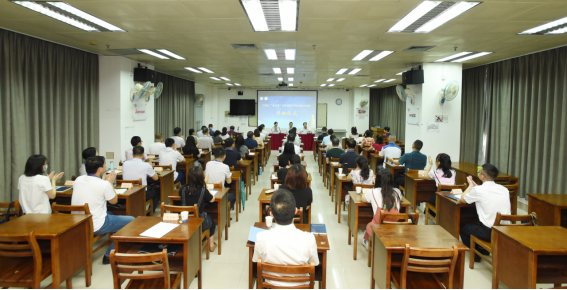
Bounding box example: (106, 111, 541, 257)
(407, 108, 419, 125)
(427, 123, 440, 133)
(133, 103, 147, 121)
(435, 115, 449, 123)
(356, 107, 368, 116)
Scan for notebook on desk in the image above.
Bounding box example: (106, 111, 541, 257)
(311, 224, 327, 234)
(446, 194, 462, 201)
(55, 186, 72, 192)
(248, 226, 267, 243)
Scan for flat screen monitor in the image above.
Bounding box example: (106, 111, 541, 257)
(230, 99, 256, 116)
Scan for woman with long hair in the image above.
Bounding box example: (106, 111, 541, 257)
(360, 169, 402, 250)
(372, 135, 386, 152)
(179, 166, 217, 252)
(279, 142, 296, 168)
(282, 164, 313, 224)
(220, 127, 230, 140)
(345, 156, 374, 205)
(350, 127, 359, 139)
(425, 153, 456, 217)
(360, 130, 374, 147)
(235, 135, 249, 157)
(183, 135, 202, 158)
(19, 155, 64, 214)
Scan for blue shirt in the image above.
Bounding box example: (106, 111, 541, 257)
(322, 135, 333, 146)
(245, 138, 258, 149)
(382, 142, 400, 150)
(398, 151, 427, 173)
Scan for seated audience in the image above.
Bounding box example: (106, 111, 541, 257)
(80, 147, 98, 176)
(197, 128, 214, 152)
(277, 154, 302, 182)
(212, 130, 223, 144)
(425, 153, 456, 217)
(72, 156, 134, 264)
(171, 127, 185, 148)
(361, 169, 403, 250)
(317, 127, 328, 141)
(196, 126, 206, 138)
(148, 133, 166, 154)
(383, 126, 391, 137)
(321, 129, 334, 147)
(339, 139, 360, 171)
(188, 129, 197, 143)
(122, 146, 160, 211)
(360, 130, 374, 147)
(350, 127, 359, 139)
(326, 138, 345, 176)
(379, 135, 401, 167)
(125, 136, 148, 161)
(258, 125, 266, 140)
(204, 147, 236, 209)
(252, 189, 319, 287)
(388, 140, 426, 188)
(344, 156, 374, 204)
(208, 124, 214, 132)
(228, 125, 238, 137)
(245, 131, 258, 149)
(254, 129, 264, 149)
(283, 122, 294, 134)
(220, 127, 231, 140)
(279, 143, 296, 168)
(159, 138, 186, 185)
(300, 122, 312, 134)
(180, 166, 218, 252)
(182, 135, 201, 158)
(372, 135, 386, 152)
(235, 135, 249, 156)
(281, 134, 301, 154)
(19, 154, 63, 214)
(281, 164, 312, 224)
(271, 122, 281, 133)
(459, 164, 511, 262)
(223, 138, 242, 168)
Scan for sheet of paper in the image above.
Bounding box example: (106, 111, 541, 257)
(140, 222, 180, 238)
(452, 194, 462, 199)
(114, 188, 128, 195)
(210, 189, 219, 196)
(249, 153, 255, 156)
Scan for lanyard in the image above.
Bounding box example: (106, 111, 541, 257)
(88, 174, 99, 178)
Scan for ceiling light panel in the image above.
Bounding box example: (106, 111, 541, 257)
(278, 77, 283, 81)
(155, 49, 184, 60)
(240, 0, 299, 32)
(359, 84, 368, 87)
(264, 49, 296, 60)
(220, 77, 231, 81)
(396, 72, 404, 75)
(320, 84, 326, 86)
(384, 79, 396, 83)
(519, 16, 567, 35)
(348, 68, 362, 75)
(185, 67, 202, 73)
(326, 78, 335, 82)
(287, 68, 294, 74)
(388, 1, 480, 34)
(367, 84, 376, 87)
(451, 52, 493, 62)
(273, 68, 282, 74)
(226, 83, 234, 86)
(328, 84, 335, 87)
(289, 83, 293, 86)
(185, 67, 215, 73)
(197, 67, 214, 73)
(336, 68, 362, 75)
(137, 49, 169, 59)
(12, 1, 125, 32)
(434, 52, 472, 62)
(336, 78, 345, 82)
(374, 79, 386, 83)
(210, 77, 221, 81)
(234, 83, 241, 86)
(351, 50, 395, 62)
(288, 78, 294, 81)
(335, 69, 348, 75)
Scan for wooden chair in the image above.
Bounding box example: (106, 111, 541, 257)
(0, 231, 59, 289)
(391, 244, 459, 289)
(51, 203, 112, 257)
(424, 184, 467, 225)
(368, 211, 419, 267)
(71, 175, 77, 181)
(173, 182, 182, 196)
(398, 169, 418, 193)
(160, 203, 211, 260)
(502, 183, 519, 215)
(266, 207, 308, 225)
(493, 175, 511, 185)
(116, 179, 153, 216)
(109, 249, 181, 289)
(469, 212, 536, 269)
(0, 200, 22, 221)
(257, 258, 315, 289)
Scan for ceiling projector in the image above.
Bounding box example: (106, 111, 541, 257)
(278, 81, 288, 88)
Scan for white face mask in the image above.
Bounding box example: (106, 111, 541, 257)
(43, 165, 48, 172)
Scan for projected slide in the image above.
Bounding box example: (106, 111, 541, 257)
(257, 90, 318, 131)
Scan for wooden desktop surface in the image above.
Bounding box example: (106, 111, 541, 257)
(528, 193, 567, 228)
(237, 160, 253, 198)
(404, 171, 436, 211)
(451, 162, 511, 184)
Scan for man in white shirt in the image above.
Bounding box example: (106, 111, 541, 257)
(125, 136, 148, 161)
(204, 147, 236, 209)
(123, 146, 160, 211)
(72, 156, 134, 265)
(148, 133, 166, 154)
(379, 135, 402, 167)
(197, 128, 214, 152)
(459, 164, 511, 263)
(196, 126, 206, 138)
(321, 129, 334, 146)
(159, 138, 186, 185)
(171, 127, 185, 148)
(252, 189, 319, 287)
(300, 122, 312, 134)
(271, 122, 281, 133)
(79, 147, 98, 176)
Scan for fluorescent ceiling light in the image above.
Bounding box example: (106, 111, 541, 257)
(264, 49, 278, 60)
(279, 0, 297, 31)
(374, 79, 386, 83)
(352, 50, 374, 61)
(396, 72, 404, 75)
(220, 77, 231, 81)
(289, 83, 293, 86)
(360, 84, 368, 87)
(138, 49, 169, 59)
(519, 16, 567, 35)
(384, 79, 396, 83)
(273, 68, 282, 74)
(434, 52, 472, 62)
(287, 68, 294, 74)
(367, 84, 376, 87)
(197, 67, 214, 73)
(210, 77, 221, 81)
(388, 1, 442, 32)
(547, 26, 567, 34)
(336, 78, 345, 82)
(234, 83, 241, 86)
(288, 78, 294, 81)
(285, 49, 296, 60)
(46, 2, 125, 31)
(336, 69, 348, 75)
(226, 83, 234, 86)
(320, 84, 326, 86)
(13, 1, 99, 31)
(416, 2, 481, 33)
(327, 78, 335, 82)
(369, 51, 394, 61)
(348, 69, 362, 75)
(278, 77, 283, 81)
(185, 67, 202, 73)
(241, 0, 268, 31)
(328, 84, 335, 87)
(452, 52, 492, 62)
(155, 49, 185, 60)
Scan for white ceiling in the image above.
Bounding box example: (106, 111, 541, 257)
(1, 0, 566, 88)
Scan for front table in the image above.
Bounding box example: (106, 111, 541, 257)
(298, 133, 315, 150)
(269, 133, 286, 150)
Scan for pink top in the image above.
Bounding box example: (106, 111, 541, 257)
(428, 168, 456, 187)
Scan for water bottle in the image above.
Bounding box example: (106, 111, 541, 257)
(110, 161, 114, 171)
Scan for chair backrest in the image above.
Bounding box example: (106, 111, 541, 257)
(156, 165, 172, 171)
(494, 212, 535, 226)
(115, 178, 142, 186)
(52, 202, 91, 215)
(293, 208, 304, 225)
(330, 158, 339, 162)
(206, 183, 223, 189)
(110, 249, 172, 289)
(494, 176, 511, 185)
(0, 232, 42, 288)
(437, 184, 467, 192)
(353, 183, 374, 189)
(379, 211, 420, 225)
(0, 200, 22, 220)
(400, 244, 458, 289)
(160, 202, 198, 217)
(173, 182, 182, 196)
(257, 258, 315, 289)
(502, 183, 519, 199)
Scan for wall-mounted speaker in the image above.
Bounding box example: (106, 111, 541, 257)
(238, 91, 244, 95)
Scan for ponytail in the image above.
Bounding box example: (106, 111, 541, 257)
(437, 153, 453, 178)
(356, 156, 370, 181)
(378, 169, 396, 210)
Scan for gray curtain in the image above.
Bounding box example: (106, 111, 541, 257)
(369, 87, 406, 142)
(0, 28, 99, 202)
(154, 73, 195, 139)
(461, 46, 567, 198)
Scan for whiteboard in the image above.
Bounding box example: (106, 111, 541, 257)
(317, 103, 327, 128)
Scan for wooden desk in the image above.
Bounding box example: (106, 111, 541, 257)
(0, 214, 92, 288)
(258, 188, 272, 223)
(370, 225, 469, 289)
(334, 172, 350, 222)
(318, 147, 326, 175)
(451, 162, 512, 185)
(528, 194, 567, 228)
(385, 162, 404, 178)
(112, 217, 203, 289)
(436, 192, 479, 239)
(200, 151, 212, 171)
(369, 152, 384, 174)
(492, 226, 567, 289)
(246, 152, 259, 183)
(157, 170, 175, 205)
(170, 188, 229, 255)
(54, 185, 147, 217)
(272, 160, 307, 173)
(247, 222, 330, 288)
(177, 156, 195, 183)
(270, 173, 313, 188)
(404, 172, 436, 211)
(371, 127, 385, 139)
(361, 147, 375, 160)
(330, 162, 342, 200)
(347, 192, 410, 260)
(237, 160, 253, 199)
(230, 171, 242, 222)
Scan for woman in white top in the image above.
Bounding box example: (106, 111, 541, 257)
(425, 153, 456, 217)
(345, 156, 374, 205)
(79, 147, 98, 176)
(18, 155, 64, 214)
(360, 169, 402, 249)
(349, 127, 359, 139)
(220, 127, 231, 140)
(271, 122, 281, 133)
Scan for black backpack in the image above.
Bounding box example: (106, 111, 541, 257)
(0, 202, 22, 225)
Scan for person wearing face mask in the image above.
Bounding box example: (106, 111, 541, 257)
(18, 154, 64, 214)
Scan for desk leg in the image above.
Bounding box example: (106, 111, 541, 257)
(236, 177, 240, 222)
(353, 205, 358, 260)
(321, 251, 327, 289)
(249, 247, 254, 288)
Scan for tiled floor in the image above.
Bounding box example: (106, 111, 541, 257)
(42, 150, 540, 289)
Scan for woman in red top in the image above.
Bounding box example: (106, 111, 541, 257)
(372, 135, 386, 152)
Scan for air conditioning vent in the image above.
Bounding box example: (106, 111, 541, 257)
(106, 49, 144, 55)
(258, 73, 274, 76)
(231, 44, 258, 50)
(355, 75, 370, 78)
(404, 46, 436, 52)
